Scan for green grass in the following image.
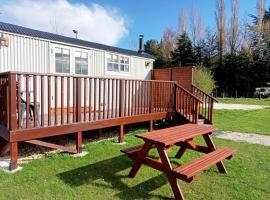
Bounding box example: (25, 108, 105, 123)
(214, 108, 270, 136)
(0, 130, 269, 200)
(217, 98, 270, 106)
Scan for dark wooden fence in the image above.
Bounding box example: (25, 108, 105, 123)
(152, 66, 194, 91)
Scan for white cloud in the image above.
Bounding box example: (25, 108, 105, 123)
(0, 0, 128, 45)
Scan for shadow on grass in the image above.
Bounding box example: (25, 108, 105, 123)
(57, 155, 173, 199)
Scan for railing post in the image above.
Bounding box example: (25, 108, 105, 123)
(195, 100, 200, 124)
(209, 99, 214, 124)
(8, 73, 19, 170)
(76, 77, 82, 122)
(149, 82, 153, 113)
(119, 79, 125, 117)
(119, 79, 125, 143)
(148, 81, 154, 132)
(174, 83, 177, 112)
(8, 73, 17, 130)
(76, 77, 82, 153)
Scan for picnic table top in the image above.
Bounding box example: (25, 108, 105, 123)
(135, 123, 216, 146)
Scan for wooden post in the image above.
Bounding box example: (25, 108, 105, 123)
(119, 125, 124, 143)
(98, 129, 103, 138)
(76, 77, 82, 153)
(209, 99, 214, 124)
(8, 73, 18, 170)
(149, 120, 153, 132)
(174, 83, 177, 112)
(195, 100, 199, 124)
(118, 80, 125, 143)
(8, 73, 17, 130)
(148, 81, 154, 132)
(149, 81, 154, 113)
(9, 142, 18, 171)
(76, 131, 82, 153)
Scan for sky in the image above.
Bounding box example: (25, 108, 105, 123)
(0, 0, 269, 50)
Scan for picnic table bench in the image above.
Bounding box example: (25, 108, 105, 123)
(121, 123, 235, 200)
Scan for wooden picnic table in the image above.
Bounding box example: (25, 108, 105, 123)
(121, 123, 235, 200)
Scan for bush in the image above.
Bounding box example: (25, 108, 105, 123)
(193, 65, 216, 94)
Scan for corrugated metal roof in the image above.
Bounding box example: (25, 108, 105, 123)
(0, 21, 155, 59)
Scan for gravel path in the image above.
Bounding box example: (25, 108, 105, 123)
(214, 103, 269, 110)
(213, 131, 270, 147)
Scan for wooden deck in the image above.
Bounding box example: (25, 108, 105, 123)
(0, 71, 214, 170)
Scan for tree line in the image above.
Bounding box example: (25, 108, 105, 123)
(145, 0, 270, 97)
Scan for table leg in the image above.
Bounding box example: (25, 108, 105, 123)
(128, 142, 152, 178)
(203, 134, 227, 174)
(175, 145, 187, 159)
(157, 145, 172, 162)
(157, 145, 185, 200)
(175, 140, 192, 159)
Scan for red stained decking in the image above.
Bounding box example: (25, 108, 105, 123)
(0, 71, 214, 170)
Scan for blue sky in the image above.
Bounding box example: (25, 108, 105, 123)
(1, 0, 269, 49)
(86, 0, 264, 48)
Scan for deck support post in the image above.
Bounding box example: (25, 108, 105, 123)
(98, 129, 103, 138)
(76, 131, 82, 153)
(8, 73, 19, 170)
(149, 120, 153, 132)
(9, 142, 18, 171)
(119, 125, 124, 143)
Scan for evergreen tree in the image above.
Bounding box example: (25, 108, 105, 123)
(171, 32, 195, 66)
(144, 40, 168, 68)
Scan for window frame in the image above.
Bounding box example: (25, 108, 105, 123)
(55, 47, 71, 74)
(106, 52, 130, 74)
(75, 51, 89, 75)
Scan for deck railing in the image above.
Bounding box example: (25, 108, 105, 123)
(191, 84, 218, 124)
(0, 72, 179, 130)
(0, 72, 210, 132)
(0, 73, 9, 128)
(175, 83, 203, 123)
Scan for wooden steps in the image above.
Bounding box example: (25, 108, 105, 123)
(173, 147, 235, 182)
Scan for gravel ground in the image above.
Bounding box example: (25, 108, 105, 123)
(213, 131, 270, 147)
(214, 103, 270, 110)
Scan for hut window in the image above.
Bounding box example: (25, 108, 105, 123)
(119, 56, 129, 72)
(55, 48, 70, 73)
(107, 53, 129, 73)
(75, 51, 88, 75)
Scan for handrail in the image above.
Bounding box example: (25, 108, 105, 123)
(0, 72, 177, 130)
(191, 84, 216, 124)
(175, 83, 203, 103)
(174, 83, 202, 124)
(1, 71, 175, 84)
(0, 71, 213, 131)
(191, 84, 218, 102)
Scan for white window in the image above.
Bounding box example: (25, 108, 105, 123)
(107, 53, 130, 73)
(55, 48, 70, 73)
(75, 51, 88, 75)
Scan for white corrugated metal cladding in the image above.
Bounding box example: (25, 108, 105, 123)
(0, 24, 154, 80)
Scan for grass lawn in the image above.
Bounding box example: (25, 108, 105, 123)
(214, 108, 270, 136)
(0, 130, 269, 200)
(217, 98, 270, 106)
